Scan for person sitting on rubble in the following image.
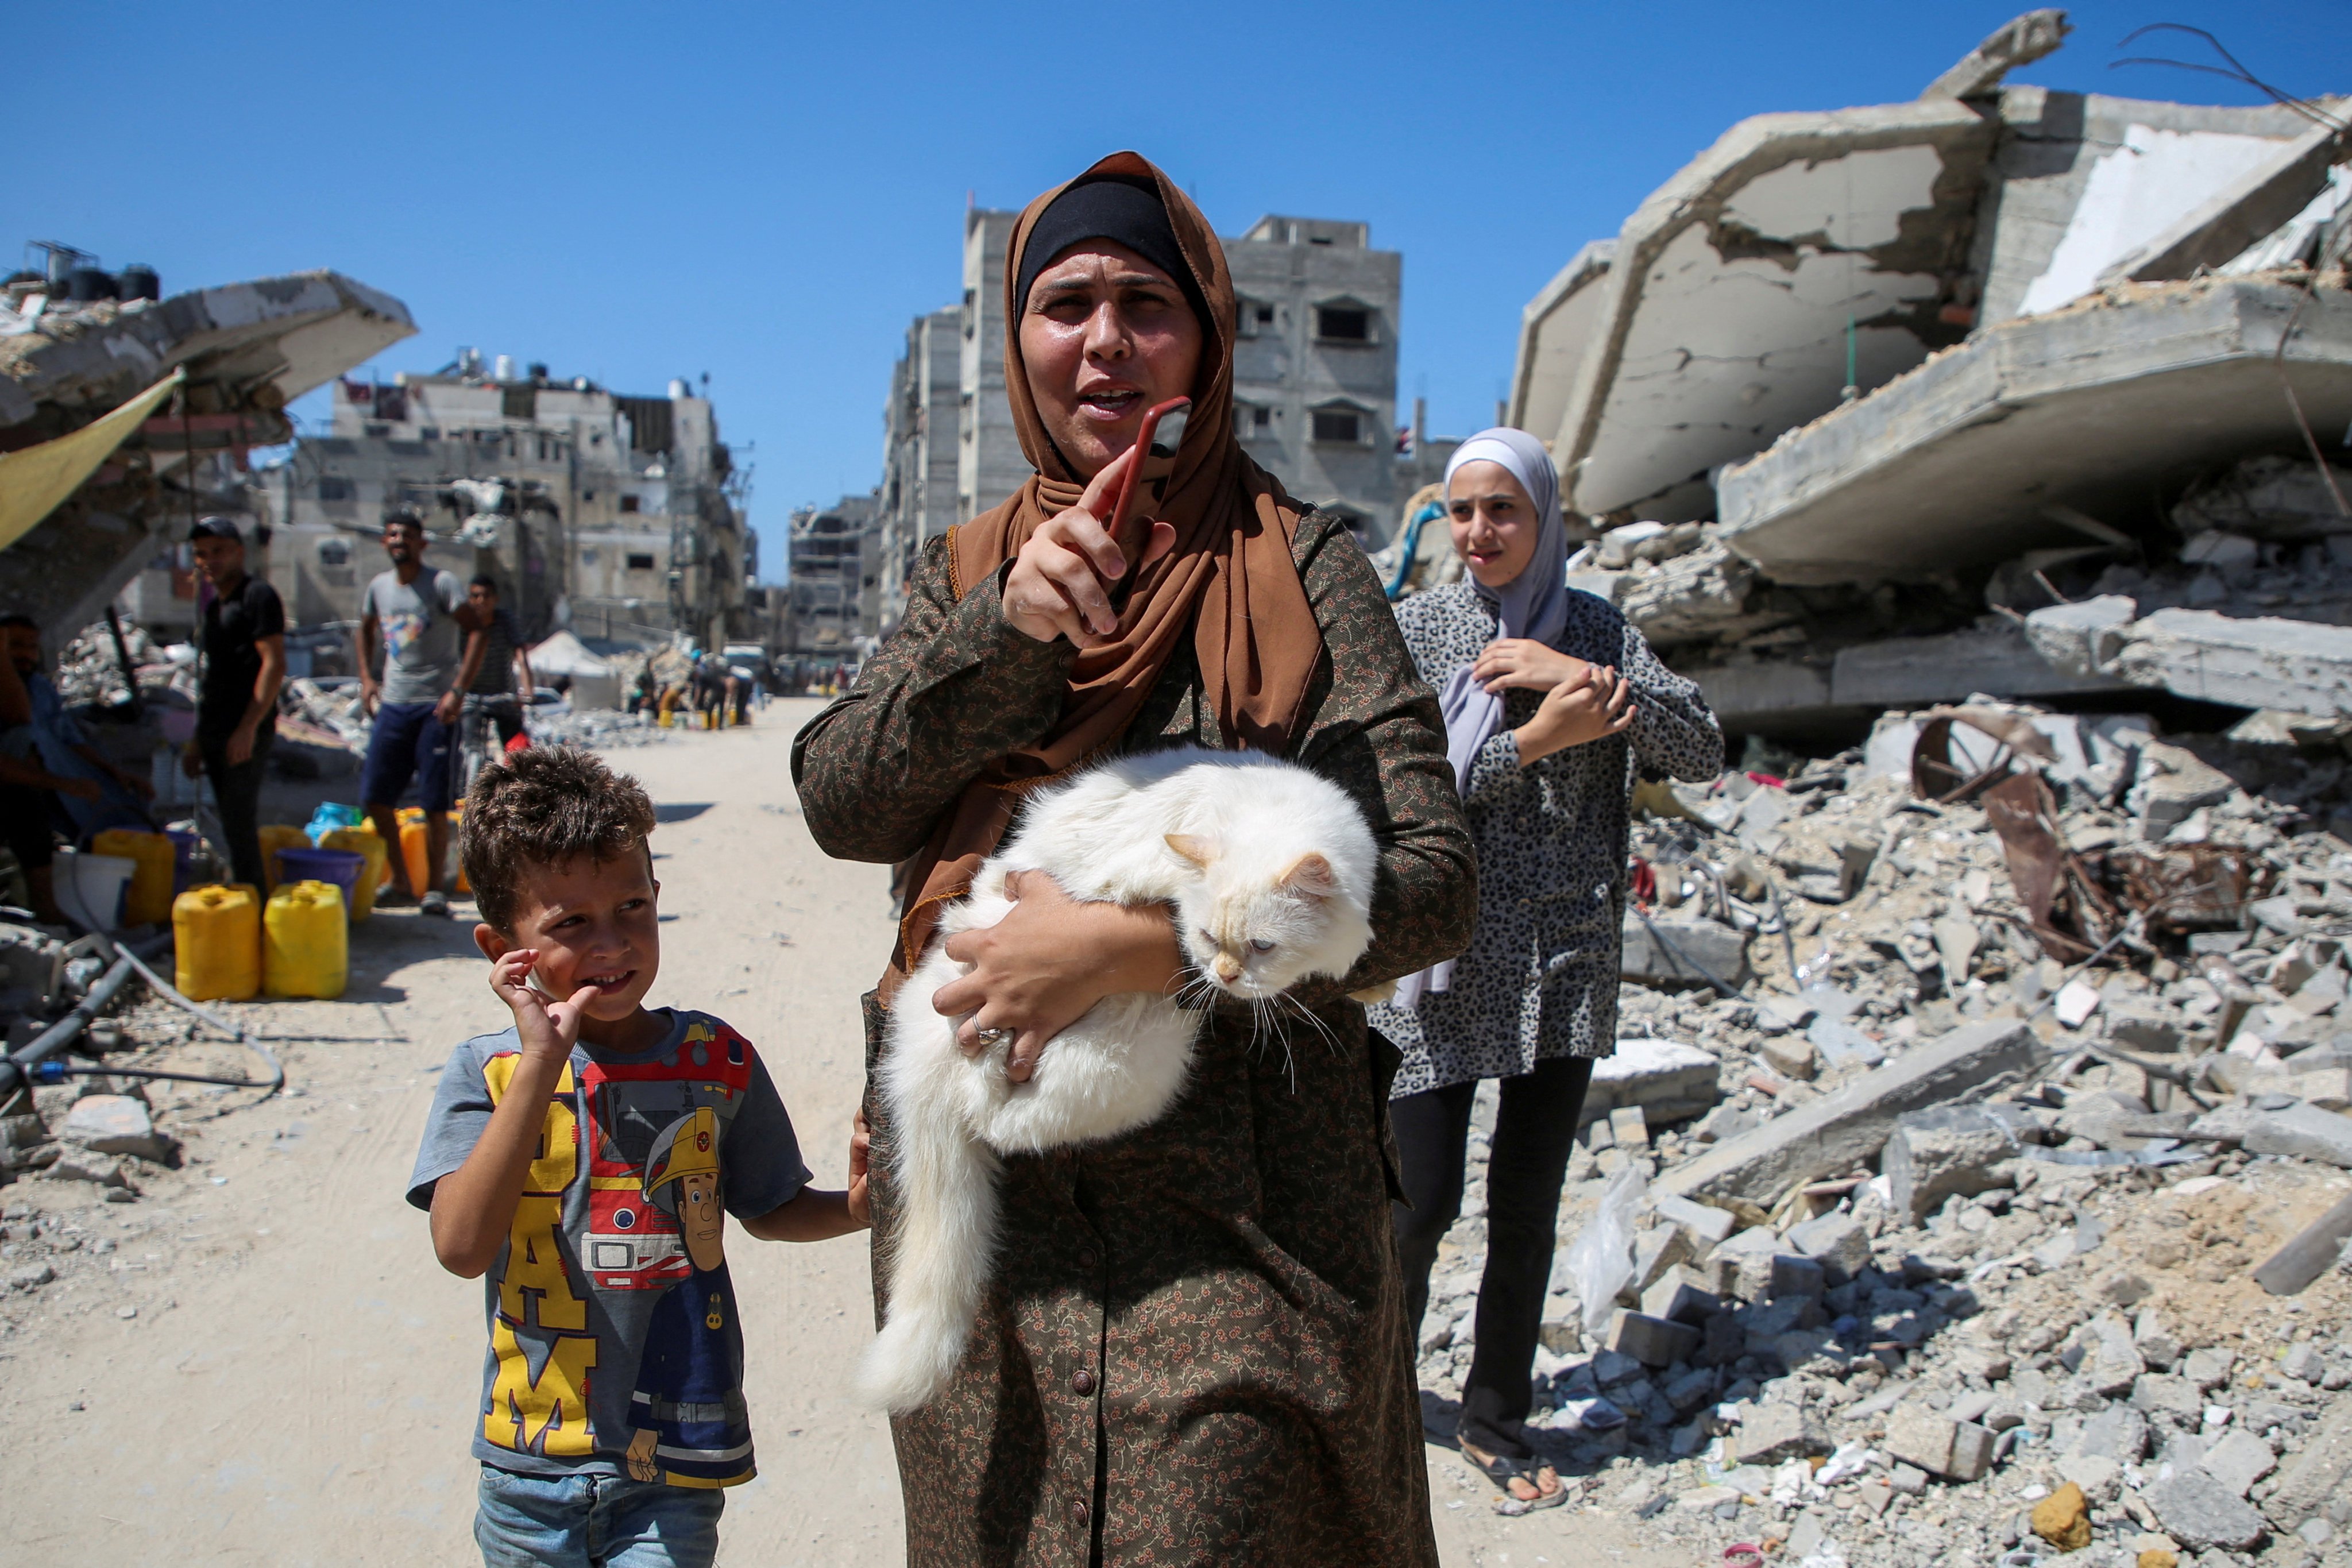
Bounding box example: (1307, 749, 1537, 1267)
(0, 612, 155, 842)
(1367, 430, 1725, 1512)
(0, 619, 104, 924)
(353, 508, 485, 917)
(181, 519, 286, 890)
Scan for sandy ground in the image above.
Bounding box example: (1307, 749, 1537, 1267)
(0, 700, 1681, 1567)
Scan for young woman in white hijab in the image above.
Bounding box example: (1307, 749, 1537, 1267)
(1368, 429, 1724, 1509)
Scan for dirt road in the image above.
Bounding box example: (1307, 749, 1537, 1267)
(0, 702, 1677, 1567)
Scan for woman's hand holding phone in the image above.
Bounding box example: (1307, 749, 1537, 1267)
(1002, 413, 1183, 648)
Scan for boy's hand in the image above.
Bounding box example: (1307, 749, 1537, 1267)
(846, 1108, 872, 1229)
(625, 1428, 661, 1482)
(489, 949, 598, 1063)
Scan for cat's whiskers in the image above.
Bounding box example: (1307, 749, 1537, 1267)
(1275, 991, 1342, 1057)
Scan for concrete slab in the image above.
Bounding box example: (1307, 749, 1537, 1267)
(1659, 1019, 2043, 1206)
(1540, 98, 1998, 519)
(1716, 276, 2352, 585)
(1508, 241, 1614, 451)
(2111, 608, 2352, 720)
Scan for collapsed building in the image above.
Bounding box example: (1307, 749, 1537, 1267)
(0, 260, 416, 655)
(1506, 9, 2352, 744)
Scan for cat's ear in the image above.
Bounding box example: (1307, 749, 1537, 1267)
(1280, 852, 1339, 900)
(1165, 833, 1219, 867)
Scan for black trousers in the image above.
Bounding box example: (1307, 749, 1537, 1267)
(199, 729, 272, 891)
(1, 781, 57, 871)
(1391, 1053, 1594, 1460)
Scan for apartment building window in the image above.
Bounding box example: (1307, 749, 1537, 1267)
(1244, 404, 1273, 434)
(1311, 406, 1364, 445)
(626, 553, 657, 572)
(620, 495, 641, 513)
(1314, 304, 1371, 343)
(363, 422, 390, 438)
(419, 426, 439, 440)
(318, 477, 355, 501)
(315, 538, 350, 567)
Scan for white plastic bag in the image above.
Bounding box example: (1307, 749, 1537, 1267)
(1565, 1162, 1647, 1338)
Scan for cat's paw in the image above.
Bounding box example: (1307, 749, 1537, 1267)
(1346, 982, 1396, 1006)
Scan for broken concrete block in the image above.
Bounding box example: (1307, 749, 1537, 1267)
(59, 1094, 175, 1164)
(1787, 1211, 1871, 1282)
(2025, 595, 2139, 679)
(1806, 1011, 1884, 1067)
(1606, 1308, 1701, 1369)
(1609, 1104, 1651, 1149)
(1883, 1104, 2022, 1220)
(2262, 1393, 2352, 1532)
(1768, 1254, 1825, 1300)
(1631, 1225, 1691, 1295)
(1758, 1034, 1818, 1081)
(2072, 1404, 2150, 1464)
(2200, 1429, 2277, 1497)
(43, 1148, 128, 1187)
(1582, 1037, 1723, 1130)
(2239, 1102, 2352, 1168)
(2081, 1313, 2147, 1397)
(2057, 1450, 2122, 1502)
(1651, 1192, 1737, 1249)
(1883, 1404, 1995, 1481)
(2183, 1347, 2235, 1391)
(1640, 1269, 1723, 1326)
(2144, 1466, 2268, 1552)
(1731, 1401, 1826, 1466)
(2115, 608, 2352, 722)
(1662, 1020, 2042, 1206)
(1620, 916, 1750, 991)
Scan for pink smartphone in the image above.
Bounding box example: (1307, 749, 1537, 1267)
(1103, 396, 1192, 562)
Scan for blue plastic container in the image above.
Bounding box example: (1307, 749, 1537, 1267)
(305, 803, 364, 845)
(272, 847, 366, 916)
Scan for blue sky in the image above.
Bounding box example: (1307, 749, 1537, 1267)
(20, 1, 2348, 578)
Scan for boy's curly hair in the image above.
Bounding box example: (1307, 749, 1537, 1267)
(461, 747, 656, 933)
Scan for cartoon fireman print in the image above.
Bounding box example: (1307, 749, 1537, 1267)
(622, 1106, 752, 1486)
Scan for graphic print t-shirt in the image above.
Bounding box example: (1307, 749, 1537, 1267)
(406, 1010, 809, 1485)
(364, 567, 466, 705)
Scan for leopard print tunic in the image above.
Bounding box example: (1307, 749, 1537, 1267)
(1368, 581, 1723, 1098)
(793, 512, 1475, 1568)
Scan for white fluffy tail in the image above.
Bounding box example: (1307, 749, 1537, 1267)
(855, 991, 1004, 1413)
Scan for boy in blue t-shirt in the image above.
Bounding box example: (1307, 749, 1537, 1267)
(408, 747, 868, 1567)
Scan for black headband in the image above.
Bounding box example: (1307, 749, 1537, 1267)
(1013, 175, 1204, 324)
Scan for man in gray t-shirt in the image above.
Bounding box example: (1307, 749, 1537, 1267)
(353, 509, 485, 916)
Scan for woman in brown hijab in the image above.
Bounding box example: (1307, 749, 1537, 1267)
(793, 152, 1474, 1567)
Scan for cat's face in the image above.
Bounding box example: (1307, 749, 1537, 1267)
(1165, 835, 1350, 999)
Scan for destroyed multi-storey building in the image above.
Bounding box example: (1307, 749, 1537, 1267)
(259, 358, 755, 653)
(875, 202, 1428, 632)
(781, 493, 880, 660)
(1507, 10, 2352, 743)
(1, 261, 415, 654)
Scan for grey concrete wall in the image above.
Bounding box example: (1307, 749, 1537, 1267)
(958, 210, 1025, 524)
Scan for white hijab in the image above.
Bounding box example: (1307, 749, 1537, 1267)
(1393, 427, 1568, 1009)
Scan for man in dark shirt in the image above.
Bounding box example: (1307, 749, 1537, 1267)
(458, 576, 532, 792)
(184, 518, 286, 889)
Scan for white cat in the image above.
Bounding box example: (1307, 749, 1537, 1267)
(856, 745, 1384, 1413)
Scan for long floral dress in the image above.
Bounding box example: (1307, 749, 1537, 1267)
(791, 511, 1476, 1567)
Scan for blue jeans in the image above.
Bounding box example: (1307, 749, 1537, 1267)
(476, 1466, 724, 1568)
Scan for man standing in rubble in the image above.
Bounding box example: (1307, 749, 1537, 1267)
(353, 508, 483, 917)
(184, 518, 285, 891)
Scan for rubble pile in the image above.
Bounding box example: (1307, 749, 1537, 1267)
(1419, 701, 2352, 1565)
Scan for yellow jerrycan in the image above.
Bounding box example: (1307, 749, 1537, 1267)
(173, 884, 261, 1002)
(318, 826, 387, 919)
(256, 824, 310, 891)
(91, 829, 176, 927)
(263, 880, 348, 999)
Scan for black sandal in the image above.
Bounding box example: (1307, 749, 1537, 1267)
(1458, 1437, 1568, 1513)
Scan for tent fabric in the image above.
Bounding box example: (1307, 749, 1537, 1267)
(0, 369, 184, 553)
(524, 629, 613, 677)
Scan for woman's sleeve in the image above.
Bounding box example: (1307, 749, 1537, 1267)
(790, 536, 1073, 863)
(1291, 519, 1477, 992)
(1461, 728, 1521, 803)
(1615, 613, 1725, 783)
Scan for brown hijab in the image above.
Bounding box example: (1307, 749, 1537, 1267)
(886, 150, 1322, 988)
